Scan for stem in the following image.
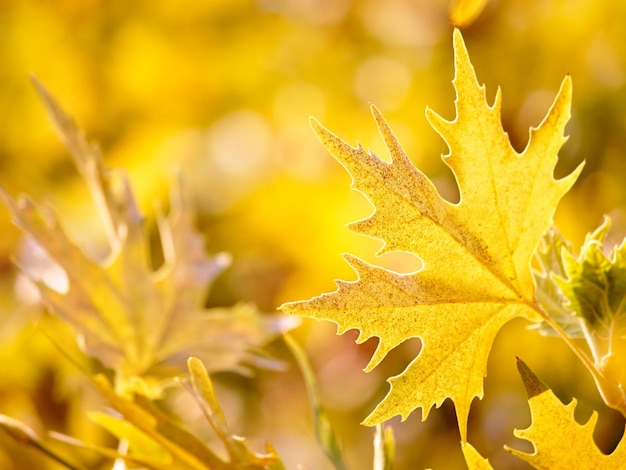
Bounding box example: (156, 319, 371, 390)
(32, 441, 82, 470)
(581, 321, 602, 364)
(283, 333, 348, 470)
(530, 301, 626, 418)
(530, 302, 597, 377)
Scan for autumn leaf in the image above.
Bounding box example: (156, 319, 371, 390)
(86, 373, 225, 470)
(0, 414, 81, 470)
(507, 358, 626, 469)
(1, 80, 296, 397)
(87, 411, 172, 466)
(461, 442, 493, 470)
(186, 356, 285, 470)
(281, 29, 583, 440)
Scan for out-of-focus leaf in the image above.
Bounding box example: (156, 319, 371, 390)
(532, 226, 583, 338)
(49, 430, 170, 469)
(373, 424, 394, 470)
(507, 358, 626, 469)
(90, 373, 223, 470)
(186, 356, 283, 469)
(0, 414, 39, 445)
(449, 0, 490, 27)
(555, 218, 615, 331)
(461, 442, 493, 470)
(0, 414, 81, 470)
(534, 217, 626, 412)
(281, 29, 582, 440)
(1, 80, 297, 397)
(88, 411, 171, 465)
(283, 334, 347, 470)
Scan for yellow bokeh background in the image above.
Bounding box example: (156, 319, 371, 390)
(1, 0, 625, 468)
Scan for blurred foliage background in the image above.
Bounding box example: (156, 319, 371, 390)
(0, 0, 626, 468)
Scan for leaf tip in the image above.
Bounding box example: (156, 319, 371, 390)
(308, 115, 325, 136)
(452, 27, 470, 70)
(516, 357, 549, 399)
(563, 73, 573, 91)
(451, 27, 483, 103)
(0, 414, 39, 445)
(30, 77, 64, 125)
(29, 74, 48, 99)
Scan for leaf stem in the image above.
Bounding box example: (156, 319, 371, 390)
(530, 301, 626, 418)
(283, 333, 348, 470)
(33, 440, 83, 470)
(581, 321, 602, 364)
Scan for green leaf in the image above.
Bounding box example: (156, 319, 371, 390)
(535, 218, 626, 400)
(550, 217, 626, 340)
(531, 226, 583, 338)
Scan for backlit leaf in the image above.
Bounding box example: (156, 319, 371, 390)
(281, 29, 583, 439)
(534, 217, 626, 410)
(531, 226, 582, 338)
(461, 442, 493, 470)
(507, 358, 626, 469)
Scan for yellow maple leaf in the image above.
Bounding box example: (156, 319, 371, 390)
(281, 29, 583, 440)
(462, 442, 493, 470)
(507, 358, 626, 469)
(2, 80, 294, 398)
